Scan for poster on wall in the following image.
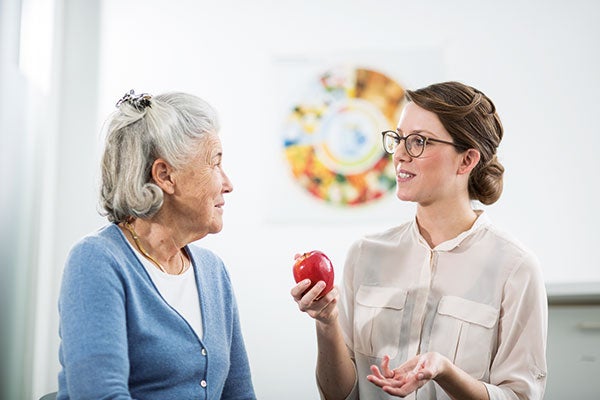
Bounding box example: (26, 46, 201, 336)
(264, 49, 443, 224)
(282, 66, 402, 207)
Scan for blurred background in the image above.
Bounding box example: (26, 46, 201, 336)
(1, 0, 599, 399)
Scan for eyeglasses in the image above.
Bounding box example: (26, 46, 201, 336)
(381, 130, 465, 158)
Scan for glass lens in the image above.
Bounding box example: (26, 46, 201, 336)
(406, 134, 426, 157)
(382, 132, 398, 154)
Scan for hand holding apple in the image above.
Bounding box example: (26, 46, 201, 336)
(293, 250, 335, 297)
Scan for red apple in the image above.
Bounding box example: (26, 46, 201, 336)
(293, 250, 334, 297)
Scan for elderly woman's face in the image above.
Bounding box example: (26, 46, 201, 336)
(172, 133, 233, 238)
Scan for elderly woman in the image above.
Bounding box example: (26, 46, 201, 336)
(57, 90, 255, 399)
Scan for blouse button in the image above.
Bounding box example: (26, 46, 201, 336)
(200, 380, 207, 388)
(201, 348, 207, 356)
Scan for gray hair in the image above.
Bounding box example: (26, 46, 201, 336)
(99, 91, 219, 223)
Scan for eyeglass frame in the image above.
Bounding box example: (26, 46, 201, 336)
(381, 130, 468, 158)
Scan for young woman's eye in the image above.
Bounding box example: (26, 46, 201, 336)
(410, 136, 426, 147)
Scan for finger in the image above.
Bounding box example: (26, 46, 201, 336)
(379, 373, 420, 396)
(297, 282, 328, 311)
(368, 373, 408, 386)
(389, 372, 427, 393)
(383, 384, 413, 397)
(416, 355, 428, 371)
(290, 279, 312, 299)
(368, 366, 412, 390)
(294, 253, 301, 260)
(412, 355, 433, 380)
(369, 365, 385, 380)
(308, 293, 339, 321)
(366, 373, 392, 389)
(304, 280, 327, 299)
(381, 355, 394, 378)
(416, 369, 433, 381)
(315, 284, 338, 302)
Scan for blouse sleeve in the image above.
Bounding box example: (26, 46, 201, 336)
(338, 239, 362, 358)
(485, 252, 548, 400)
(335, 240, 362, 400)
(58, 239, 134, 399)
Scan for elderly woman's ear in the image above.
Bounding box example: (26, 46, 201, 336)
(151, 158, 176, 195)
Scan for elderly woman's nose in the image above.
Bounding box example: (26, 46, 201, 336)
(222, 171, 233, 193)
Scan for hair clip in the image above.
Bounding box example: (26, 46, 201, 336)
(115, 89, 152, 111)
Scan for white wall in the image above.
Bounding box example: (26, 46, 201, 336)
(35, 0, 600, 398)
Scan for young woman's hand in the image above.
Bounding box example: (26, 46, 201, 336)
(367, 352, 449, 397)
(290, 279, 339, 324)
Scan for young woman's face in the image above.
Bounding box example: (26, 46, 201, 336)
(172, 133, 233, 238)
(393, 102, 466, 206)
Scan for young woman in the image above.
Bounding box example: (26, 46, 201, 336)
(291, 81, 547, 400)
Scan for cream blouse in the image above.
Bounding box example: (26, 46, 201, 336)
(337, 211, 547, 400)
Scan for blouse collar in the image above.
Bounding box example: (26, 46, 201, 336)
(411, 210, 491, 252)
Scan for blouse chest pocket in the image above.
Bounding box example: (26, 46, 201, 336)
(354, 285, 407, 359)
(429, 296, 498, 380)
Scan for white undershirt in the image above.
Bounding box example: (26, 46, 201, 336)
(127, 241, 203, 340)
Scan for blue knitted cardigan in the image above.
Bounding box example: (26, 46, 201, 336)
(57, 224, 256, 399)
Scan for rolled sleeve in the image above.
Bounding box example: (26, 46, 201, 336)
(487, 253, 548, 399)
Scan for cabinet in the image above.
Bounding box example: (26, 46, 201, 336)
(545, 283, 600, 399)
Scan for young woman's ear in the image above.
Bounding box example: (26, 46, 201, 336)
(151, 158, 176, 194)
(457, 149, 481, 175)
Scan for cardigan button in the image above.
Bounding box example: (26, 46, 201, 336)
(200, 380, 207, 388)
(201, 348, 207, 356)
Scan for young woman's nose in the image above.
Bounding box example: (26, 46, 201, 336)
(393, 142, 411, 164)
